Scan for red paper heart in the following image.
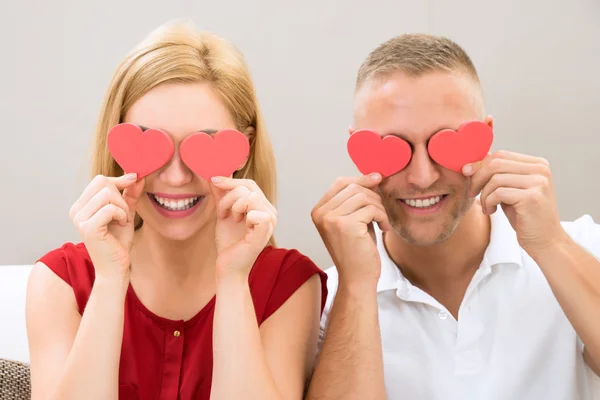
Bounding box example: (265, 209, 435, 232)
(347, 130, 412, 177)
(428, 121, 494, 172)
(179, 130, 250, 180)
(107, 123, 175, 179)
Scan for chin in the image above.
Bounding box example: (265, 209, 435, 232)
(156, 226, 203, 242)
(393, 225, 449, 246)
(391, 213, 462, 246)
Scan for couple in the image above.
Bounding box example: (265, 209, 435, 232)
(26, 20, 600, 400)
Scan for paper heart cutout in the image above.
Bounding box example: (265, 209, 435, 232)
(427, 121, 494, 172)
(347, 130, 412, 177)
(107, 123, 175, 179)
(179, 130, 250, 180)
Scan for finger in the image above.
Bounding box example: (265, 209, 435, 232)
(217, 186, 252, 220)
(211, 176, 265, 196)
(209, 183, 227, 214)
(483, 187, 525, 215)
(322, 182, 383, 215)
(350, 204, 392, 232)
(243, 192, 278, 228)
(70, 174, 137, 218)
(122, 177, 146, 222)
(211, 177, 277, 216)
(463, 151, 547, 177)
(106, 173, 139, 190)
(479, 173, 541, 214)
(231, 195, 249, 223)
(245, 210, 273, 247)
(233, 191, 267, 223)
(314, 174, 383, 210)
(329, 191, 386, 218)
(74, 186, 130, 227)
(468, 159, 542, 198)
(78, 204, 128, 237)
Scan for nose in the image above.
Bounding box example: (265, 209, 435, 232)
(404, 145, 440, 189)
(158, 151, 194, 187)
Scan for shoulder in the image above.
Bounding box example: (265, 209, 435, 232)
(37, 242, 92, 281)
(35, 242, 95, 313)
(38, 242, 90, 266)
(255, 245, 306, 264)
(250, 246, 329, 323)
(250, 246, 328, 290)
(561, 214, 600, 258)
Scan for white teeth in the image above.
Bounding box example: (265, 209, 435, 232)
(404, 196, 442, 208)
(153, 195, 200, 211)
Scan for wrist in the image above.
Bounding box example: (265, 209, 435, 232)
(215, 265, 250, 286)
(525, 229, 572, 262)
(94, 272, 130, 294)
(338, 276, 379, 296)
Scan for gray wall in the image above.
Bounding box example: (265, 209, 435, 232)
(1, 0, 599, 268)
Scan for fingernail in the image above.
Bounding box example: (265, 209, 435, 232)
(124, 173, 137, 180)
(211, 176, 222, 183)
(370, 173, 381, 180)
(462, 164, 472, 175)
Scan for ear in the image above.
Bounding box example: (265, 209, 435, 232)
(348, 126, 356, 135)
(484, 115, 494, 130)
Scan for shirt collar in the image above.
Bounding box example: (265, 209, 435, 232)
(482, 206, 523, 269)
(375, 207, 523, 294)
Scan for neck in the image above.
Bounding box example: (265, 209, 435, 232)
(384, 203, 490, 292)
(130, 220, 218, 283)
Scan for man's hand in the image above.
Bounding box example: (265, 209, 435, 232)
(311, 173, 392, 286)
(464, 150, 569, 256)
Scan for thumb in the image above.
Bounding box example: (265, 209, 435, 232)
(209, 182, 228, 219)
(107, 173, 138, 190)
(358, 173, 383, 189)
(122, 177, 145, 222)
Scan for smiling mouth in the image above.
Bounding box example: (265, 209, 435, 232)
(401, 195, 447, 209)
(150, 194, 203, 211)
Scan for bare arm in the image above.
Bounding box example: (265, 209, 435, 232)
(306, 280, 386, 400)
(27, 173, 144, 400)
(211, 274, 322, 400)
(306, 174, 391, 399)
(530, 236, 600, 376)
(26, 262, 128, 400)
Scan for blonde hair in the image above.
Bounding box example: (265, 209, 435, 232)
(356, 33, 481, 92)
(91, 20, 276, 245)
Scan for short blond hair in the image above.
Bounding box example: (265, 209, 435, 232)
(91, 20, 276, 244)
(356, 33, 481, 92)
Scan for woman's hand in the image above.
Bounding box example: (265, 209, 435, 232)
(210, 177, 277, 281)
(69, 173, 145, 281)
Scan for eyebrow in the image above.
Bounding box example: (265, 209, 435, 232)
(138, 125, 218, 135)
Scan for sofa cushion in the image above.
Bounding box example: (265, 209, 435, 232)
(0, 358, 31, 400)
(0, 266, 33, 363)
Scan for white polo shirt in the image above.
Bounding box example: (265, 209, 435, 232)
(319, 209, 600, 399)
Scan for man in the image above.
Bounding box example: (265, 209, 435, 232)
(306, 34, 600, 399)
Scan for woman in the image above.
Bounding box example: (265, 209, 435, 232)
(26, 21, 327, 400)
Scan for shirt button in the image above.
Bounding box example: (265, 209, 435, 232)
(438, 311, 448, 320)
(173, 330, 181, 337)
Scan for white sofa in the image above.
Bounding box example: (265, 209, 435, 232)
(2, 264, 600, 398)
(1, 265, 33, 364)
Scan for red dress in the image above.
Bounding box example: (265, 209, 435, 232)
(38, 243, 328, 400)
